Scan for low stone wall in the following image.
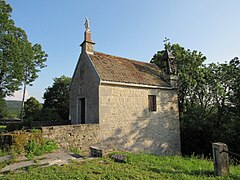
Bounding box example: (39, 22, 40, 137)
(41, 124, 100, 153)
(31, 120, 71, 128)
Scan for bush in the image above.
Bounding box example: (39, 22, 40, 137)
(42, 140, 58, 153)
(180, 104, 217, 156)
(25, 140, 42, 158)
(25, 139, 58, 159)
(0, 130, 58, 158)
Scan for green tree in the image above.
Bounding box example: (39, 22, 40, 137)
(228, 57, 240, 109)
(20, 43, 47, 120)
(209, 58, 240, 155)
(203, 62, 236, 128)
(0, 1, 47, 118)
(151, 43, 240, 156)
(39, 107, 62, 122)
(151, 43, 211, 155)
(0, 0, 28, 98)
(42, 76, 71, 121)
(23, 97, 42, 122)
(0, 98, 6, 119)
(151, 43, 206, 113)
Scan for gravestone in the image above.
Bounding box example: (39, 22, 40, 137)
(212, 143, 229, 176)
(90, 146, 103, 157)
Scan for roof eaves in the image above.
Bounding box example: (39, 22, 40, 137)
(100, 80, 173, 90)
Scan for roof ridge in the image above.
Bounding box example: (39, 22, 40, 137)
(93, 51, 154, 65)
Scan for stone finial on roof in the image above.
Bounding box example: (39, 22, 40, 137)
(85, 17, 90, 32)
(80, 17, 95, 54)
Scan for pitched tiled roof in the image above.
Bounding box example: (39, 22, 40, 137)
(89, 52, 171, 87)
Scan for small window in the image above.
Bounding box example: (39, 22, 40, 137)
(148, 95, 156, 111)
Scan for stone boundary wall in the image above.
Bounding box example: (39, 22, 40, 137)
(31, 120, 71, 128)
(41, 124, 100, 153)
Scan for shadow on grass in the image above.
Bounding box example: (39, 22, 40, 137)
(149, 167, 214, 177)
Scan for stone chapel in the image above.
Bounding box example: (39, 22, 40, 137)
(69, 18, 181, 155)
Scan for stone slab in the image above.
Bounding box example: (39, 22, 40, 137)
(0, 151, 84, 173)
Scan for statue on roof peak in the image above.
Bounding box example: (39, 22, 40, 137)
(85, 17, 90, 31)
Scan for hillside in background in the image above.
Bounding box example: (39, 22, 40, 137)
(6, 100, 22, 111)
(4, 100, 22, 119)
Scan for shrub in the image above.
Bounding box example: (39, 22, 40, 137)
(42, 140, 58, 153)
(25, 140, 42, 158)
(25, 139, 58, 159)
(0, 130, 58, 158)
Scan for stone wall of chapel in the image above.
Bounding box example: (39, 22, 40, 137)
(99, 84, 181, 155)
(70, 53, 99, 124)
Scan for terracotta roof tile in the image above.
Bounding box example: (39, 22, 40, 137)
(89, 52, 170, 87)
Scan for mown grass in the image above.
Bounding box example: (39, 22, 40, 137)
(1, 152, 240, 179)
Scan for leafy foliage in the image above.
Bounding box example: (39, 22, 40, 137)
(180, 104, 217, 155)
(0, 100, 21, 119)
(152, 44, 240, 156)
(19, 43, 47, 119)
(0, 1, 47, 99)
(0, 98, 6, 118)
(0, 0, 27, 97)
(25, 139, 58, 159)
(42, 75, 71, 121)
(0, 130, 58, 159)
(151, 43, 206, 113)
(38, 107, 62, 121)
(5, 100, 21, 111)
(23, 97, 42, 122)
(0, 1, 47, 120)
(0, 125, 6, 132)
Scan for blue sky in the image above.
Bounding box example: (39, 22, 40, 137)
(5, 0, 240, 102)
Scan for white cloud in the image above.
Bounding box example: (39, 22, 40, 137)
(5, 90, 29, 101)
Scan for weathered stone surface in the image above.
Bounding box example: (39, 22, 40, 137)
(90, 146, 103, 157)
(41, 124, 100, 153)
(212, 143, 229, 176)
(99, 84, 181, 155)
(0, 151, 84, 173)
(69, 50, 181, 156)
(70, 52, 99, 124)
(0, 155, 12, 162)
(110, 154, 127, 163)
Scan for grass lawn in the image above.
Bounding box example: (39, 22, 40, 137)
(1, 152, 240, 179)
(0, 125, 6, 133)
